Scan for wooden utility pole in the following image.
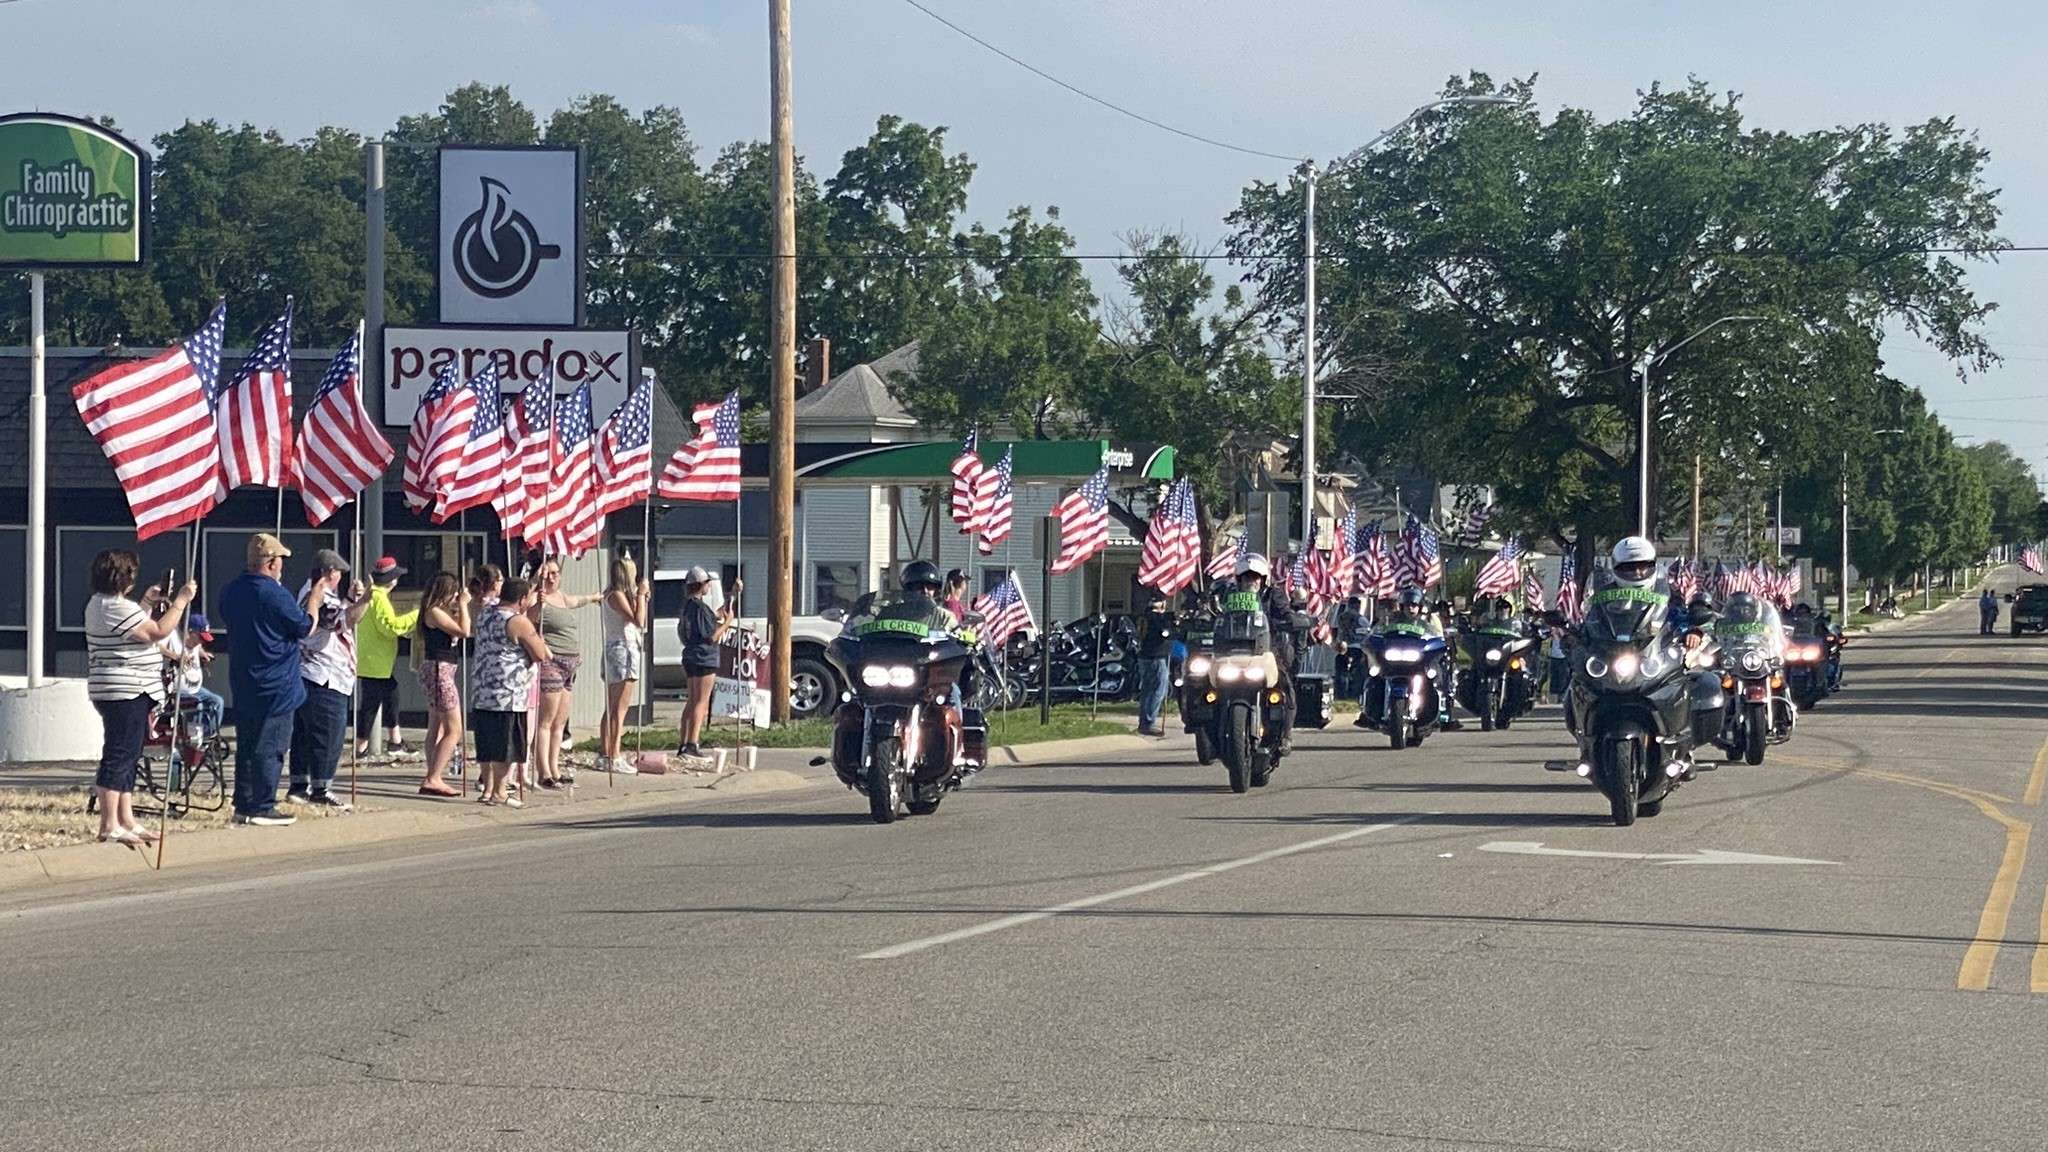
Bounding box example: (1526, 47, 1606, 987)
(767, 0, 797, 722)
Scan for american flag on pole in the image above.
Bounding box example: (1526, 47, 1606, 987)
(1475, 534, 1524, 596)
(1671, 557, 1700, 603)
(1208, 532, 1247, 580)
(1396, 514, 1441, 590)
(949, 430, 984, 531)
(2022, 545, 2043, 574)
(1556, 546, 1583, 624)
(1456, 500, 1493, 547)
(970, 570, 1037, 648)
(402, 364, 473, 514)
(291, 329, 393, 526)
(1049, 467, 1111, 574)
(1136, 479, 1200, 596)
(1328, 507, 1357, 597)
(659, 390, 742, 501)
(434, 366, 507, 522)
(71, 299, 226, 540)
(547, 385, 603, 556)
(1355, 522, 1395, 598)
(492, 397, 527, 540)
(216, 302, 294, 490)
(976, 447, 1015, 554)
(1712, 561, 1739, 601)
(510, 371, 555, 546)
(1782, 564, 1803, 598)
(594, 375, 655, 517)
(1522, 564, 1546, 612)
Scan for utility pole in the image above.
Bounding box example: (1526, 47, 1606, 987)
(766, 0, 797, 722)
(1689, 453, 1701, 560)
(1775, 482, 1784, 563)
(363, 141, 386, 576)
(1839, 448, 1850, 619)
(1300, 162, 1318, 548)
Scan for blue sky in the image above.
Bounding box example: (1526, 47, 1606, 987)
(6, 0, 2044, 463)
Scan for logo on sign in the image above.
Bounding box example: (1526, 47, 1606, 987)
(451, 177, 561, 299)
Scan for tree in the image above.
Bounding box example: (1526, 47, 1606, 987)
(1961, 441, 2040, 546)
(1226, 74, 2003, 556)
(384, 83, 541, 325)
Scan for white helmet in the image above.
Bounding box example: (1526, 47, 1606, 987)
(1610, 536, 1658, 587)
(1235, 552, 1272, 581)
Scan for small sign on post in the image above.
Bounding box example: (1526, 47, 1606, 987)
(1775, 527, 1803, 546)
(712, 625, 770, 728)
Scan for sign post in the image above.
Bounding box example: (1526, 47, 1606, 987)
(2, 113, 152, 688)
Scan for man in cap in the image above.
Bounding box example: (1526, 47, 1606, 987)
(219, 534, 338, 825)
(288, 548, 369, 809)
(355, 556, 418, 759)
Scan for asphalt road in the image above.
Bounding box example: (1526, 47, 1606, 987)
(6, 580, 2047, 1151)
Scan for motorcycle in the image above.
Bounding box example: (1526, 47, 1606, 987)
(1711, 620, 1794, 765)
(1358, 623, 1450, 750)
(1554, 589, 1725, 826)
(1783, 629, 1831, 709)
(1455, 624, 1540, 731)
(1007, 615, 1134, 702)
(1179, 596, 1307, 792)
(821, 619, 981, 824)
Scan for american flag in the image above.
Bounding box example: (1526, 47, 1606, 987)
(71, 300, 226, 540)
(659, 389, 742, 501)
(1208, 532, 1247, 579)
(1522, 564, 1546, 612)
(547, 384, 603, 556)
(1355, 522, 1395, 598)
(1456, 500, 1493, 546)
(2022, 545, 2043, 574)
(402, 364, 474, 513)
(1556, 546, 1583, 624)
(1782, 564, 1803, 598)
(1049, 467, 1111, 574)
(1475, 534, 1524, 596)
(971, 570, 1037, 649)
(1396, 514, 1441, 590)
(949, 429, 984, 531)
(510, 371, 555, 546)
(1711, 561, 1739, 601)
(292, 330, 393, 526)
(1136, 478, 1200, 596)
(434, 366, 508, 522)
(216, 302, 294, 491)
(976, 447, 1015, 555)
(1329, 507, 1357, 597)
(594, 375, 655, 516)
(492, 397, 527, 540)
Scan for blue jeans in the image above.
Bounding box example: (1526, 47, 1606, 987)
(1136, 657, 1171, 730)
(180, 687, 225, 736)
(289, 682, 349, 794)
(233, 706, 295, 816)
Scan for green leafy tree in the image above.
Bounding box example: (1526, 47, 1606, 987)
(384, 83, 541, 324)
(1961, 441, 2041, 547)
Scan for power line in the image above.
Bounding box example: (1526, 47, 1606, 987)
(899, 0, 1304, 164)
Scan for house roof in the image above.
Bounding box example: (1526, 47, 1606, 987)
(794, 341, 919, 428)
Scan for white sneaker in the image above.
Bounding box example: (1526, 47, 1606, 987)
(612, 757, 638, 776)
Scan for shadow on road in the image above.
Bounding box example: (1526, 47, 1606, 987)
(541, 810, 876, 832)
(1190, 809, 1609, 829)
(975, 782, 1225, 796)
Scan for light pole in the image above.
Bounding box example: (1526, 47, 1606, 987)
(1841, 428, 1907, 617)
(1635, 315, 1766, 538)
(1300, 95, 1516, 546)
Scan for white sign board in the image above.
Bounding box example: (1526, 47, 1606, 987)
(382, 326, 633, 425)
(1775, 527, 1803, 546)
(438, 146, 581, 325)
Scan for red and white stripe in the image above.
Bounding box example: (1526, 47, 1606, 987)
(292, 331, 393, 526)
(215, 309, 294, 490)
(72, 347, 224, 541)
(949, 431, 984, 531)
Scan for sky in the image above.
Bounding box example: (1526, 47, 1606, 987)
(5, 0, 2045, 467)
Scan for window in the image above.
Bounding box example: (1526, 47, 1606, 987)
(56, 527, 194, 630)
(201, 529, 336, 632)
(0, 527, 24, 629)
(381, 531, 497, 586)
(814, 564, 861, 614)
(981, 569, 1009, 597)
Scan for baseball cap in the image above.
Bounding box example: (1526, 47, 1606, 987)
(246, 533, 291, 565)
(370, 556, 406, 581)
(314, 548, 350, 574)
(684, 566, 712, 585)
(187, 612, 214, 642)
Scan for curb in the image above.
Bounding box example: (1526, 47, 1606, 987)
(0, 769, 814, 893)
(989, 732, 1165, 766)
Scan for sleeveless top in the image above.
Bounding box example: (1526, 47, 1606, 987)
(540, 599, 579, 652)
(422, 612, 460, 662)
(602, 592, 642, 650)
(471, 606, 533, 712)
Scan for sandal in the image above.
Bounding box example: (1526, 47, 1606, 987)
(98, 829, 142, 845)
(417, 783, 460, 798)
(124, 825, 161, 844)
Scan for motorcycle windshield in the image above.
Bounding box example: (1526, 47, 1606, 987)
(1580, 585, 1669, 648)
(1212, 595, 1270, 654)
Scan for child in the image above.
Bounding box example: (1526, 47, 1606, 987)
(164, 612, 224, 736)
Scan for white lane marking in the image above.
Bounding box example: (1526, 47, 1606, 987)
(861, 815, 1428, 960)
(1479, 840, 1839, 867)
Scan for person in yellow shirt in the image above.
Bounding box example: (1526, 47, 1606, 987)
(355, 556, 420, 759)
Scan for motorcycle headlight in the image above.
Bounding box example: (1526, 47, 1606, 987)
(1639, 648, 1673, 679)
(1610, 651, 1640, 682)
(887, 665, 917, 688)
(1187, 655, 1212, 678)
(1740, 650, 1763, 672)
(860, 665, 890, 688)
(1803, 644, 1824, 661)
(1217, 664, 1242, 682)
(1385, 646, 1422, 663)
(1584, 654, 1609, 679)
(1485, 648, 1503, 663)
(1244, 663, 1266, 681)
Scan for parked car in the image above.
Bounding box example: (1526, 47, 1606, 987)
(2008, 584, 2048, 636)
(651, 570, 847, 719)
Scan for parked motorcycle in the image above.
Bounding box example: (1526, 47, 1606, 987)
(1179, 594, 1307, 792)
(1455, 624, 1539, 731)
(821, 621, 981, 824)
(1358, 623, 1450, 750)
(1007, 615, 1134, 703)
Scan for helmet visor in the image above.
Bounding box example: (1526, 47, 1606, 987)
(1615, 560, 1657, 583)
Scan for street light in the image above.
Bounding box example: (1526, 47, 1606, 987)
(1635, 315, 1767, 538)
(1843, 428, 1907, 618)
(1301, 95, 1517, 545)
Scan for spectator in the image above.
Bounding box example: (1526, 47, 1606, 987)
(355, 557, 418, 759)
(85, 550, 194, 845)
(942, 569, 969, 624)
(161, 611, 224, 737)
(677, 567, 739, 759)
(533, 559, 603, 788)
(219, 533, 331, 826)
(598, 555, 651, 775)
(413, 573, 470, 798)
(1546, 624, 1570, 704)
(1980, 587, 1999, 635)
(472, 578, 550, 807)
(288, 550, 369, 810)
(1134, 593, 1178, 736)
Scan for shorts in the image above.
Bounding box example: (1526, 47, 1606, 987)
(470, 709, 530, 764)
(601, 640, 642, 685)
(539, 653, 581, 695)
(417, 660, 461, 714)
(685, 661, 719, 680)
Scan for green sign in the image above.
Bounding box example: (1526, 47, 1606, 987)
(0, 113, 149, 267)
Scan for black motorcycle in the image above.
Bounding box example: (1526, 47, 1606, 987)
(1180, 597, 1306, 792)
(1555, 589, 1725, 826)
(1712, 622, 1794, 765)
(1456, 625, 1540, 731)
(1784, 628, 1830, 709)
(1009, 615, 1134, 702)
(821, 622, 979, 823)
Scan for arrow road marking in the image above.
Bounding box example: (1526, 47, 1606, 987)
(1480, 841, 1839, 867)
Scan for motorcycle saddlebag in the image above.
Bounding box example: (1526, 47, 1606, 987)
(1294, 672, 1333, 729)
(961, 707, 988, 768)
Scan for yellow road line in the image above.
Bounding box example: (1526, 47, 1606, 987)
(2035, 884, 2048, 993)
(2026, 738, 2048, 807)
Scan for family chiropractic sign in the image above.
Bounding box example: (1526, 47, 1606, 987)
(0, 113, 149, 267)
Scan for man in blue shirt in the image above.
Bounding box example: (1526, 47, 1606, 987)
(218, 534, 336, 825)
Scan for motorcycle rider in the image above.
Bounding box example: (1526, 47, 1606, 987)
(852, 559, 970, 766)
(1356, 588, 1452, 729)
(1583, 536, 1716, 776)
(1335, 595, 1370, 701)
(1224, 553, 1299, 751)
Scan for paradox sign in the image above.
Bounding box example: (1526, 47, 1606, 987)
(437, 146, 582, 326)
(383, 326, 636, 426)
(0, 113, 149, 267)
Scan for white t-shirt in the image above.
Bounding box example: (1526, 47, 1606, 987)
(161, 634, 206, 694)
(85, 594, 164, 703)
(297, 581, 358, 695)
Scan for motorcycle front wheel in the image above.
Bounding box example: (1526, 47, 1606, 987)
(1224, 704, 1252, 794)
(1194, 727, 1215, 765)
(1389, 713, 1409, 751)
(1744, 702, 1768, 765)
(867, 737, 902, 824)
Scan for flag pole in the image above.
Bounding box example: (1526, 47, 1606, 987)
(638, 495, 653, 764)
(349, 511, 362, 809)
(1090, 554, 1107, 719)
(457, 505, 469, 798)
(159, 524, 201, 871)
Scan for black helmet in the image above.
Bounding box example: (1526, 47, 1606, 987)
(901, 559, 942, 593)
(1398, 588, 1425, 609)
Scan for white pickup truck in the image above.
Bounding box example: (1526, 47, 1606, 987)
(649, 570, 848, 719)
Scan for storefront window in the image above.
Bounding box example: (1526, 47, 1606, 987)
(57, 527, 195, 629)
(814, 563, 861, 614)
